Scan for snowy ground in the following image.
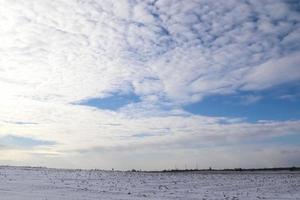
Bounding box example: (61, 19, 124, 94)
(0, 166, 299, 200)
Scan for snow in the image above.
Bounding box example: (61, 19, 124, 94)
(0, 166, 299, 200)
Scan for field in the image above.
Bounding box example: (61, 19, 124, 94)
(0, 166, 299, 200)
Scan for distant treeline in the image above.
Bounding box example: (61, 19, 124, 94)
(2, 165, 299, 173)
(138, 166, 300, 173)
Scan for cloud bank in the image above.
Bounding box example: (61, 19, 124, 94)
(0, 0, 300, 169)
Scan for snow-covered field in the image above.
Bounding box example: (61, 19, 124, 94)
(0, 166, 299, 200)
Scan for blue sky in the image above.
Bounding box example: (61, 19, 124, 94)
(0, 0, 299, 170)
(184, 82, 300, 122)
(81, 82, 300, 122)
(78, 94, 140, 111)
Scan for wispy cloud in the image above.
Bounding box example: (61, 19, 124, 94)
(1, 0, 299, 104)
(0, 0, 299, 169)
(0, 135, 56, 148)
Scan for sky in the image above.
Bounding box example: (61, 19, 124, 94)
(0, 0, 300, 170)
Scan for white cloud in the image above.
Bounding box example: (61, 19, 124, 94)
(242, 52, 300, 90)
(240, 95, 262, 105)
(1, 96, 299, 169)
(0, 0, 299, 169)
(1, 0, 299, 104)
